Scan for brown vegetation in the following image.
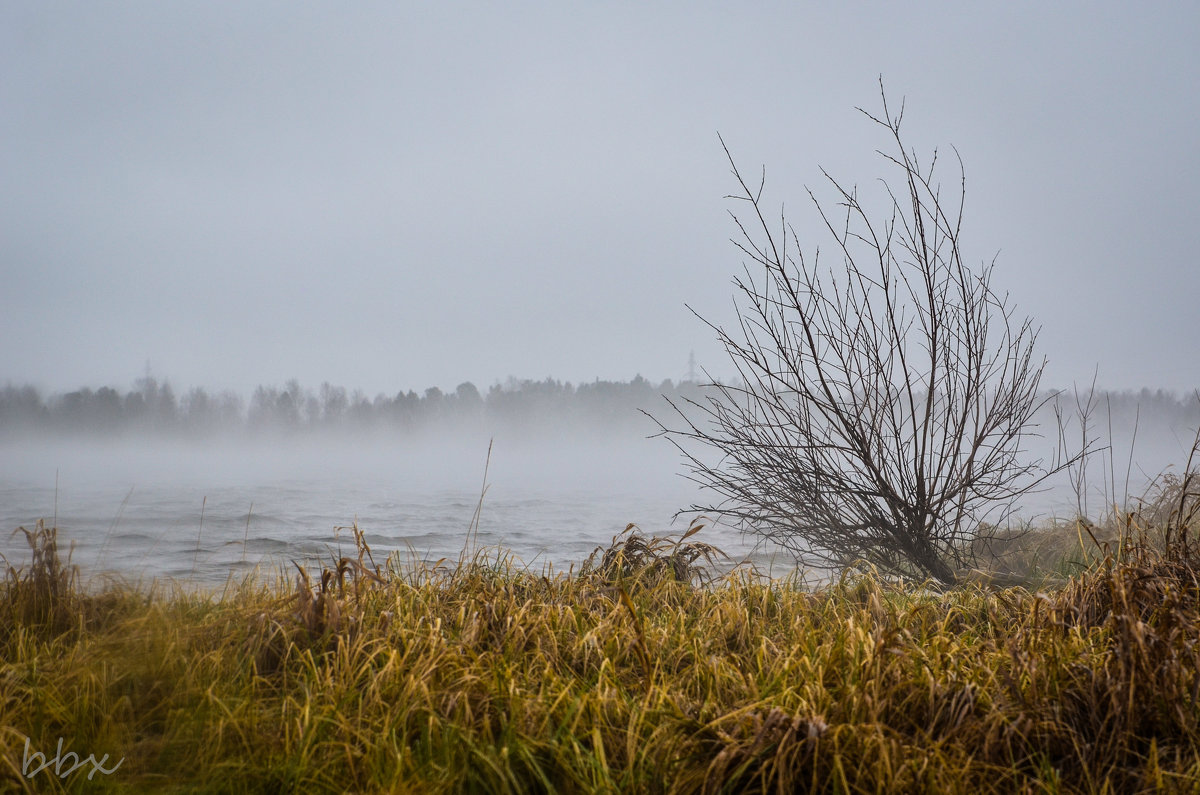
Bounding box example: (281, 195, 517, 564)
(2, 480, 1200, 792)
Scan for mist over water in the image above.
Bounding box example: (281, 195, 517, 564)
(2, 384, 1198, 588)
(0, 427, 781, 587)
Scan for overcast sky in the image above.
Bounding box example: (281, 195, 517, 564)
(3, 2, 1198, 398)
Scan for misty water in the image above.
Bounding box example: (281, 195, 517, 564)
(0, 433, 787, 588)
(2, 401, 1195, 588)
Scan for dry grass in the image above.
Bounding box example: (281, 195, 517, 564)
(3, 493, 1200, 792)
(580, 519, 730, 588)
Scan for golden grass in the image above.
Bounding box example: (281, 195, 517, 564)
(2, 505, 1200, 792)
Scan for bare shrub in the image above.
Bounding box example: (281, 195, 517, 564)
(654, 86, 1066, 585)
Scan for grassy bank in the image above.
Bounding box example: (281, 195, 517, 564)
(3, 505, 1200, 793)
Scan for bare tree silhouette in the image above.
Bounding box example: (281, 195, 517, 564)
(654, 85, 1066, 585)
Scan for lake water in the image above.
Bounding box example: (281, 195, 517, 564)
(1, 423, 1183, 589)
(0, 434, 786, 588)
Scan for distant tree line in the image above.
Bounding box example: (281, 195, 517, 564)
(0, 375, 709, 439)
(1, 375, 1195, 444)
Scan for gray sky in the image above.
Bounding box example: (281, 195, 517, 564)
(3, 2, 1198, 398)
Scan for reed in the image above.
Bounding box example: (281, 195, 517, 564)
(2, 497, 1199, 792)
